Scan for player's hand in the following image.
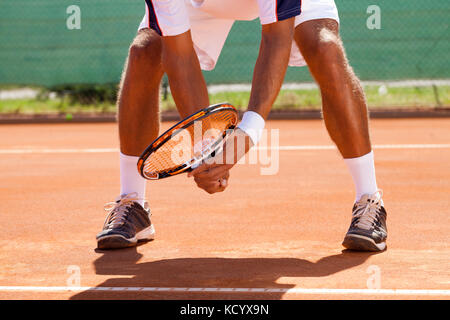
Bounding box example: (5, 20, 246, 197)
(189, 162, 232, 194)
(187, 128, 253, 194)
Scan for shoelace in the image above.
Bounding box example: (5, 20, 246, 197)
(103, 192, 143, 229)
(353, 190, 383, 230)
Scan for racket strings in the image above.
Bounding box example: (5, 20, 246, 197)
(142, 109, 237, 175)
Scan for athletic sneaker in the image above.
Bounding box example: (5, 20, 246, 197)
(342, 190, 387, 252)
(96, 192, 155, 249)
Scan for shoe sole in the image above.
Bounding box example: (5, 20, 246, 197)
(342, 234, 386, 252)
(97, 225, 155, 250)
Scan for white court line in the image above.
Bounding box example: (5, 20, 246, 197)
(0, 286, 449, 296)
(1, 144, 450, 154)
(207, 79, 450, 94)
(0, 148, 118, 154)
(259, 144, 450, 151)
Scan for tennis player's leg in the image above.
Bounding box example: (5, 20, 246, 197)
(98, 1, 237, 247)
(97, 29, 163, 249)
(119, 29, 163, 158)
(294, 18, 387, 251)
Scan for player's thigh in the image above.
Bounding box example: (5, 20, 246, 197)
(294, 19, 348, 77)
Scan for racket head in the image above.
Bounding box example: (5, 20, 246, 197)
(138, 103, 238, 180)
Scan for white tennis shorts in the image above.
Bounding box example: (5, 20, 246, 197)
(139, 0, 339, 70)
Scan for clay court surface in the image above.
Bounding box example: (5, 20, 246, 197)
(0, 118, 449, 300)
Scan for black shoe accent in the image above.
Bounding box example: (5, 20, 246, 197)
(343, 193, 387, 252)
(96, 197, 154, 250)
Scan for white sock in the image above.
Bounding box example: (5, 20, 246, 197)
(119, 152, 147, 206)
(343, 150, 380, 203)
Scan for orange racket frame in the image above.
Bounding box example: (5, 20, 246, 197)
(137, 103, 238, 180)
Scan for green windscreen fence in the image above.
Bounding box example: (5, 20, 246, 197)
(0, 0, 449, 86)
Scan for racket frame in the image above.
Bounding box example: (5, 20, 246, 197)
(137, 103, 237, 180)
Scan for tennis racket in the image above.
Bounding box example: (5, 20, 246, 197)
(138, 103, 238, 180)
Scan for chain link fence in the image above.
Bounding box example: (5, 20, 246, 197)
(0, 0, 449, 110)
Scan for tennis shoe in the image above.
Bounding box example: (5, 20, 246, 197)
(342, 190, 387, 251)
(96, 192, 154, 249)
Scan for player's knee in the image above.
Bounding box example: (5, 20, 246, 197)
(312, 30, 359, 81)
(128, 42, 153, 64)
(128, 30, 161, 65)
(314, 29, 345, 65)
